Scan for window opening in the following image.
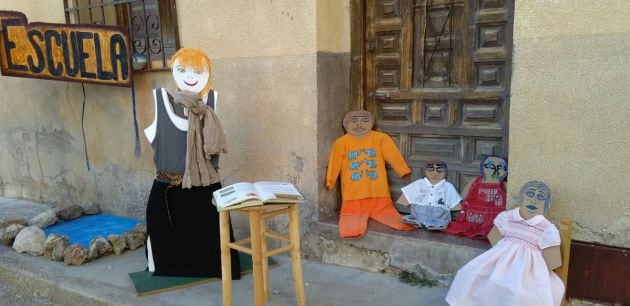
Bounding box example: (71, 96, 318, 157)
(63, 0, 179, 71)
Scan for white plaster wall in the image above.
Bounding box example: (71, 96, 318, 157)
(510, 0, 630, 246)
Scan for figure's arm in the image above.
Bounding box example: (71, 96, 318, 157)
(144, 88, 160, 144)
(325, 140, 343, 190)
(398, 180, 418, 206)
(381, 135, 411, 177)
(446, 183, 463, 210)
(543, 246, 562, 271)
(395, 194, 410, 206)
(488, 211, 508, 246)
(539, 224, 563, 271)
(487, 226, 503, 246)
(460, 179, 474, 201)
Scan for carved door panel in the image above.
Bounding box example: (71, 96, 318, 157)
(365, 0, 514, 203)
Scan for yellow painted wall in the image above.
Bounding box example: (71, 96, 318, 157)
(0, 1, 350, 257)
(0, 1, 154, 217)
(179, 1, 316, 59)
(510, 0, 630, 247)
(317, 0, 351, 52)
(2, 0, 626, 251)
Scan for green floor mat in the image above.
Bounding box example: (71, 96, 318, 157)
(129, 252, 278, 296)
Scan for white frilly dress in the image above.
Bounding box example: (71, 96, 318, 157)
(445, 208, 565, 306)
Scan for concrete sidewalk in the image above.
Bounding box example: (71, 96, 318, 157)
(0, 242, 449, 306)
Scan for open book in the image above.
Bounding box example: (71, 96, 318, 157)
(212, 181, 304, 211)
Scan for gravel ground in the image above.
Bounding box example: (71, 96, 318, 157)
(0, 281, 60, 306)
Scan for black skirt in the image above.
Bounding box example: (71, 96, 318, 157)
(146, 180, 241, 278)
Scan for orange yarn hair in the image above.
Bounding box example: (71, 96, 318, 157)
(171, 48, 213, 96)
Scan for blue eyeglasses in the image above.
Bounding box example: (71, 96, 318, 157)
(483, 162, 507, 171)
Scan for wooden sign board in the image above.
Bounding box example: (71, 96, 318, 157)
(0, 11, 133, 87)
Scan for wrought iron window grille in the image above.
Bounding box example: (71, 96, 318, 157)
(63, 0, 179, 71)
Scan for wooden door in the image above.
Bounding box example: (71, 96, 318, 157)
(362, 0, 514, 204)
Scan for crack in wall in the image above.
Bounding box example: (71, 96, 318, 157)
(34, 130, 44, 201)
(573, 219, 630, 247)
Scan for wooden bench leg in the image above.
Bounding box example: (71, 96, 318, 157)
(249, 211, 265, 306)
(219, 211, 233, 306)
(289, 205, 307, 306)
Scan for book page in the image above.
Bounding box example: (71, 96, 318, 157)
(253, 182, 304, 202)
(213, 182, 261, 209)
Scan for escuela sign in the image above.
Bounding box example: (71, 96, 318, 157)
(0, 11, 132, 87)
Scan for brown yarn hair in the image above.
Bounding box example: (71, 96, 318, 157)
(342, 110, 373, 132)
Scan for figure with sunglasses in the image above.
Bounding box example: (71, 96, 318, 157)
(400, 160, 462, 230)
(444, 154, 507, 240)
(446, 181, 564, 306)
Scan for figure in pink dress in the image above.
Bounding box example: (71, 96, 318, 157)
(446, 181, 565, 306)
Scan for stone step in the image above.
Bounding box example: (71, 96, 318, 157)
(317, 216, 490, 285)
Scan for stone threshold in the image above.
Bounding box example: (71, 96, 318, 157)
(316, 215, 490, 285)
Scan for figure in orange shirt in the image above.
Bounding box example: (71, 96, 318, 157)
(326, 110, 414, 238)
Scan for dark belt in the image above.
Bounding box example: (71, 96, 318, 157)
(156, 171, 183, 186)
(156, 171, 183, 227)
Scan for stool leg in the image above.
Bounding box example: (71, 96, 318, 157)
(260, 217, 270, 302)
(249, 211, 265, 306)
(219, 211, 233, 306)
(289, 205, 307, 306)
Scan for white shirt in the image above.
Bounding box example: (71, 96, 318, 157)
(401, 178, 462, 209)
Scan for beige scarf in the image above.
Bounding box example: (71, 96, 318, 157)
(174, 90, 227, 188)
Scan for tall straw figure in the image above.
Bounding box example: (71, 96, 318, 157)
(143, 48, 241, 278)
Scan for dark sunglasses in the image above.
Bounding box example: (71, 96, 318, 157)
(425, 164, 446, 172)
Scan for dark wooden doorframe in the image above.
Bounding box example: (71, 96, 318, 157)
(350, 0, 368, 111)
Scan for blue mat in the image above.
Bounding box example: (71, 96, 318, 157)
(43, 214, 143, 248)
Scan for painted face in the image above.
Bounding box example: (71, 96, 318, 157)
(346, 114, 374, 137)
(482, 156, 507, 183)
(425, 163, 446, 184)
(172, 58, 210, 94)
(520, 185, 549, 215)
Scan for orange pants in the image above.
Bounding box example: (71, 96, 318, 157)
(339, 197, 414, 238)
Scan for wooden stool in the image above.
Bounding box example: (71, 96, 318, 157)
(219, 204, 307, 306)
